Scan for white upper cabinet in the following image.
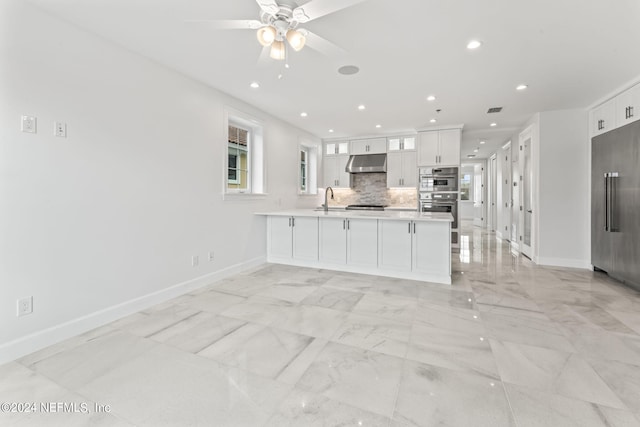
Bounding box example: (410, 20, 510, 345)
(591, 99, 616, 137)
(387, 136, 416, 151)
(324, 154, 350, 188)
(615, 83, 640, 128)
(350, 138, 386, 154)
(590, 83, 640, 137)
(417, 129, 460, 166)
(387, 150, 417, 188)
(325, 141, 349, 156)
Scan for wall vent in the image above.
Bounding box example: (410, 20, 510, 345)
(487, 107, 503, 113)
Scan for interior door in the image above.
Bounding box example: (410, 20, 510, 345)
(490, 155, 497, 231)
(520, 129, 534, 259)
(473, 163, 484, 227)
(511, 146, 520, 251)
(501, 143, 512, 241)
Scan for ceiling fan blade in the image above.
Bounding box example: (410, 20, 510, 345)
(183, 19, 263, 30)
(255, 0, 280, 15)
(300, 29, 348, 58)
(292, 0, 368, 23)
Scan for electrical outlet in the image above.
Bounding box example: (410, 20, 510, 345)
(21, 115, 37, 133)
(191, 255, 199, 267)
(54, 121, 67, 138)
(17, 297, 33, 317)
(208, 251, 214, 261)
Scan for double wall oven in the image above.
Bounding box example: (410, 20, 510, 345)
(419, 167, 459, 245)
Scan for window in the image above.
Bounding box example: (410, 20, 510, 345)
(460, 173, 471, 200)
(224, 108, 264, 196)
(227, 124, 249, 190)
(299, 142, 318, 195)
(300, 148, 308, 192)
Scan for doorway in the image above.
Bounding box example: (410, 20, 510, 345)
(519, 127, 534, 259)
(488, 154, 497, 232)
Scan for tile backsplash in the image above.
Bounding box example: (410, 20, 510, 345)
(329, 173, 417, 207)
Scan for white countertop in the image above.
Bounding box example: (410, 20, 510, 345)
(256, 209, 453, 222)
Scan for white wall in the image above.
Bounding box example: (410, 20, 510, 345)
(536, 109, 589, 268)
(491, 110, 589, 268)
(0, 0, 320, 363)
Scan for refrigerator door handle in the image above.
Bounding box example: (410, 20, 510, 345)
(610, 172, 619, 232)
(604, 173, 609, 232)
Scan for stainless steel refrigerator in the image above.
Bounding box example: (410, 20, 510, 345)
(592, 119, 640, 291)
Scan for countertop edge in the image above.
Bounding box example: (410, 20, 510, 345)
(255, 210, 453, 222)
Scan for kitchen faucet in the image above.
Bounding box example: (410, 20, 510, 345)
(324, 187, 334, 212)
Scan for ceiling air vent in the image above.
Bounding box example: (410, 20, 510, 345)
(487, 107, 503, 114)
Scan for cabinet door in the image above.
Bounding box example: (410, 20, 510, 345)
(592, 99, 616, 136)
(401, 151, 418, 187)
(386, 151, 403, 187)
(615, 84, 640, 127)
(347, 219, 378, 267)
(292, 217, 318, 261)
(319, 217, 347, 264)
(412, 221, 450, 276)
(350, 140, 369, 155)
(438, 129, 461, 166)
(417, 131, 439, 166)
(378, 220, 412, 272)
(367, 138, 387, 154)
(323, 157, 337, 187)
(269, 216, 292, 259)
(388, 137, 401, 151)
(336, 154, 351, 188)
(402, 136, 416, 151)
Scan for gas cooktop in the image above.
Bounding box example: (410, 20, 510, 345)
(345, 204, 388, 211)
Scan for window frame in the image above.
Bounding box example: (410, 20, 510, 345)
(223, 107, 265, 197)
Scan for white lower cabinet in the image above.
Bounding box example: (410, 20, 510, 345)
(319, 217, 347, 264)
(346, 218, 378, 267)
(412, 220, 451, 277)
(268, 216, 318, 261)
(378, 219, 451, 276)
(267, 215, 451, 284)
(319, 218, 377, 267)
(378, 220, 413, 272)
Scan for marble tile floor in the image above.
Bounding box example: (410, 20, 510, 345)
(3, 224, 640, 426)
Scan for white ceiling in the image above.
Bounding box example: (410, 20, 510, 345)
(27, 0, 640, 158)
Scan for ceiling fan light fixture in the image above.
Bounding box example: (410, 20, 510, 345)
(270, 40, 286, 60)
(286, 29, 306, 52)
(257, 26, 276, 46)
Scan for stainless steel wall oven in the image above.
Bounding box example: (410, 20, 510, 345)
(420, 192, 459, 244)
(419, 167, 459, 192)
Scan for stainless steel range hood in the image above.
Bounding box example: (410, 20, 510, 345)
(345, 154, 387, 173)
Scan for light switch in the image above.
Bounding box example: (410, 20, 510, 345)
(21, 115, 37, 133)
(54, 122, 67, 138)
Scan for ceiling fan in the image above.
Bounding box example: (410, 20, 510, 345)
(187, 0, 368, 61)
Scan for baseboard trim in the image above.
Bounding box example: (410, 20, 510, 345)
(536, 257, 591, 270)
(0, 256, 266, 365)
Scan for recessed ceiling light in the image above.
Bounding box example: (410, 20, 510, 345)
(427, 95, 436, 101)
(467, 40, 482, 50)
(338, 65, 360, 75)
(480, 140, 486, 144)
(375, 124, 382, 128)
(358, 105, 366, 111)
(328, 129, 334, 133)
(474, 148, 479, 153)
(250, 82, 260, 89)
(467, 154, 476, 158)
(490, 122, 497, 127)
(430, 119, 437, 123)
(300, 112, 308, 117)
(516, 84, 528, 91)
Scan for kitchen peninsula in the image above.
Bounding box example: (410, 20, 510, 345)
(256, 210, 453, 284)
